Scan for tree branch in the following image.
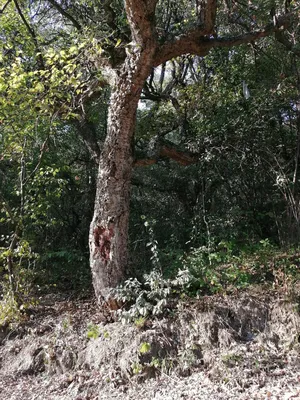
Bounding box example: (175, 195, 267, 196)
(154, 34, 212, 67)
(0, 0, 12, 14)
(154, 12, 295, 67)
(47, 0, 82, 31)
(134, 139, 198, 167)
(13, 0, 45, 69)
(212, 14, 293, 48)
(196, 0, 217, 34)
(23, 137, 49, 185)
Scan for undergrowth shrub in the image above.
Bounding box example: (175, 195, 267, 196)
(112, 271, 174, 322)
(0, 238, 38, 326)
(113, 240, 300, 322)
(181, 239, 300, 293)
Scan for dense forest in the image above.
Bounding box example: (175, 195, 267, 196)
(0, 0, 300, 323)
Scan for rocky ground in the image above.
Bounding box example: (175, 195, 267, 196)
(1, 288, 300, 399)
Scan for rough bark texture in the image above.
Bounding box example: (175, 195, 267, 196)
(89, 78, 139, 301)
(89, 21, 157, 301)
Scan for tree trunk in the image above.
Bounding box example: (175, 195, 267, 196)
(89, 52, 154, 302)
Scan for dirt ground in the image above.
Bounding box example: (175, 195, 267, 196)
(1, 288, 300, 399)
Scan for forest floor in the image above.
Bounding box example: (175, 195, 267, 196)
(1, 287, 300, 399)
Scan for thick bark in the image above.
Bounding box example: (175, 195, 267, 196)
(89, 48, 156, 302)
(89, 82, 136, 301)
(89, 0, 159, 303)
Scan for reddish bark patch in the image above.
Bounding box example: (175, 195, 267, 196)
(94, 224, 114, 262)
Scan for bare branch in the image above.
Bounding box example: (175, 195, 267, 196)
(47, 0, 82, 31)
(0, 0, 12, 14)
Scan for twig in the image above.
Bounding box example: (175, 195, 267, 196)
(0, 0, 12, 14)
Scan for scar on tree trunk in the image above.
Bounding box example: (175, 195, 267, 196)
(93, 221, 114, 263)
(93, 221, 124, 311)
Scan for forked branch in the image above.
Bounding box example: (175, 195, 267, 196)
(154, 11, 295, 66)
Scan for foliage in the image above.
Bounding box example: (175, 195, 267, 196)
(0, 236, 38, 326)
(113, 240, 300, 322)
(130, 31, 300, 280)
(112, 270, 174, 322)
(86, 323, 100, 340)
(134, 316, 148, 329)
(0, 294, 22, 328)
(0, 0, 300, 307)
(139, 342, 151, 354)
